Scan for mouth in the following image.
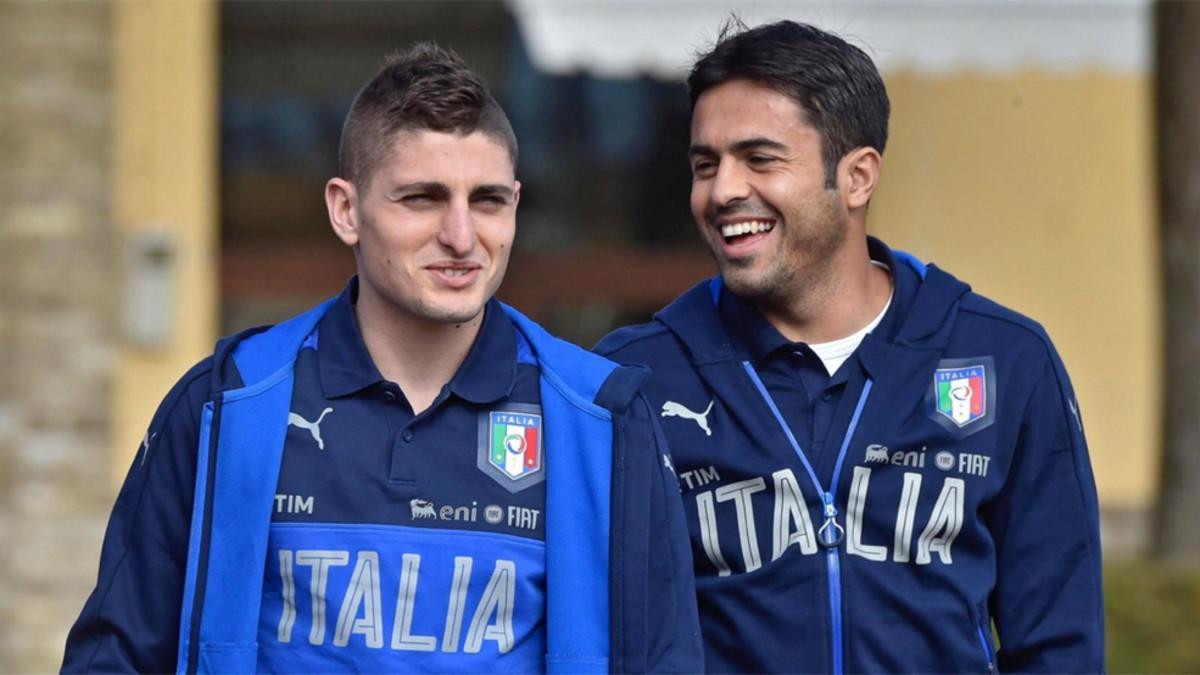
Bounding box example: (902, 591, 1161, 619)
(717, 219, 775, 252)
(426, 262, 482, 287)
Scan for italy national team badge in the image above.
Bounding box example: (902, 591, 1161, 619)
(927, 356, 996, 438)
(477, 404, 545, 493)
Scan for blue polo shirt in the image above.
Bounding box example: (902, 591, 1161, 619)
(258, 280, 547, 672)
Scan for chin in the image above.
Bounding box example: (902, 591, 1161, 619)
(718, 261, 761, 292)
(720, 264, 789, 303)
(416, 296, 490, 325)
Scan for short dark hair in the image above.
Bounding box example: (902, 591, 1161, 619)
(338, 42, 518, 188)
(688, 19, 889, 187)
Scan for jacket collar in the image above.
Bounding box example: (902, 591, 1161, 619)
(655, 237, 972, 375)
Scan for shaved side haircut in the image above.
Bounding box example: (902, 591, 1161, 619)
(338, 42, 518, 188)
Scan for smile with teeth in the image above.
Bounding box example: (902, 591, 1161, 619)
(720, 220, 775, 241)
(429, 264, 478, 278)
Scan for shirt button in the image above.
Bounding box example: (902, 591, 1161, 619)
(383, 390, 397, 402)
(402, 429, 414, 442)
(822, 392, 833, 402)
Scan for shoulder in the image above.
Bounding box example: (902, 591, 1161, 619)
(151, 356, 219, 427)
(594, 321, 686, 368)
(594, 321, 672, 355)
(942, 289, 1079, 411)
(954, 291, 1060, 364)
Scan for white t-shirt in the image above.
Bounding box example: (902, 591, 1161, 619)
(808, 263, 893, 376)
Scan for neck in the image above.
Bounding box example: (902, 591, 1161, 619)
(760, 236, 892, 344)
(354, 289, 484, 414)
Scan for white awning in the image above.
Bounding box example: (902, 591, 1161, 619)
(508, 0, 1151, 78)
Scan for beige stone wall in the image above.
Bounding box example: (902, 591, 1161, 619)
(0, 1, 115, 671)
(111, 0, 218, 480)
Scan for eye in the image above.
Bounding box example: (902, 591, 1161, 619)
(472, 194, 510, 209)
(400, 193, 435, 205)
(691, 159, 717, 178)
(747, 154, 777, 167)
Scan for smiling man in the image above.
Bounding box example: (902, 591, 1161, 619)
(63, 44, 700, 674)
(597, 20, 1104, 673)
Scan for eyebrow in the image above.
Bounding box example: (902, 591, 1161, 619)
(470, 184, 515, 200)
(389, 182, 514, 202)
(688, 136, 790, 158)
(392, 182, 450, 199)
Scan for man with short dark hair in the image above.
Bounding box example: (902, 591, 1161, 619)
(64, 43, 701, 673)
(598, 20, 1104, 672)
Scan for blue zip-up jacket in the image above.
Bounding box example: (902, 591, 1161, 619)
(64, 298, 702, 674)
(596, 241, 1104, 673)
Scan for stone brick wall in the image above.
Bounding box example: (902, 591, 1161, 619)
(0, 2, 116, 671)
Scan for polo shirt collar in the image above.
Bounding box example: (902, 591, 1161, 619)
(318, 278, 385, 398)
(445, 297, 518, 404)
(716, 236, 913, 376)
(718, 287, 792, 364)
(318, 278, 517, 404)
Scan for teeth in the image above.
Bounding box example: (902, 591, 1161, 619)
(721, 220, 774, 239)
(439, 268, 471, 277)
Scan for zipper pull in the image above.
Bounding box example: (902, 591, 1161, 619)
(818, 491, 844, 548)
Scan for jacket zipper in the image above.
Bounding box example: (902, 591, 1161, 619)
(742, 363, 873, 675)
(976, 622, 996, 673)
(822, 492, 845, 675)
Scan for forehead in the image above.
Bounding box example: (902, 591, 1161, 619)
(691, 79, 815, 146)
(374, 129, 515, 185)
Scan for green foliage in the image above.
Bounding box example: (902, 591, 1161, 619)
(1105, 560, 1200, 673)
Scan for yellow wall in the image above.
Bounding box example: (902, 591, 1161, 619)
(874, 71, 1158, 509)
(111, 0, 218, 479)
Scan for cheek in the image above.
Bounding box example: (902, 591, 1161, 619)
(480, 218, 516, 255)
(689, 183, 708, 223)
(364, 229, 417, 271)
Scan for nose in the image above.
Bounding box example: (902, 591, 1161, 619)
(437, 199, 476, 256)
(710, 161, 751, 208)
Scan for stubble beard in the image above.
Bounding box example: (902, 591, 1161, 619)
(719, 192, 848, 321)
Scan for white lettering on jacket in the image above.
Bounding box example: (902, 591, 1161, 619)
(693, 469, 966, 574)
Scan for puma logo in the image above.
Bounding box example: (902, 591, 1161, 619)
(140, 430, 157, 465)
(410, 498, 436, 519)
(1067, 398, 1083, 432)
(865, 444, 890, 463)
(287, 407, 333, 450)
(661, 400, 715, 437)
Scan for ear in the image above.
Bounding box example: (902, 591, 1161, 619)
(838, 147, 882, 210)
(512, 179, 521, 210)
(326, 177, 360, 247)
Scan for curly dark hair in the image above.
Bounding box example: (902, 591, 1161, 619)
(688, 19, 889, 187)
(338, 42, 517, 187)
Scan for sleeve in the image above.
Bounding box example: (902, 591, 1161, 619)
(985, 348, 1105, 672)
(611, 394, 704, 674)
(61, 360, 212, 674)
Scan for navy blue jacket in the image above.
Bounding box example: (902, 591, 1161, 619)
(63, 296, 701, 674)
(596, 241, 1104, 673)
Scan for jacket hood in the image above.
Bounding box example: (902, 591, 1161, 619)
(654, 239, 972, 364)
(210, 296, 338, 394)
